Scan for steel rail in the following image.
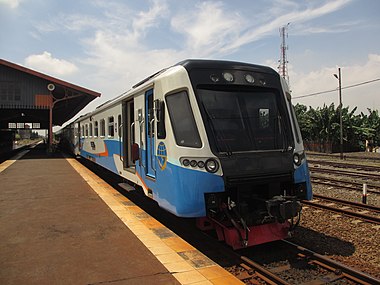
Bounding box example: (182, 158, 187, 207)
(312, 194, 380, 213)
(311, 178, 380, 194)
(240, 256, 290, 285)
(309, 166, 380, 178)
(308, 159, 380, 172)
(302, 200, 380, 224)
(307, 152, 380, 162)
(282, 240, 380, 285)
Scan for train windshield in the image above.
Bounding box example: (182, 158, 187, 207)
(198, 87, 292, 154)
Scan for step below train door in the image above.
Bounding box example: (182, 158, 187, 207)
(122, 99, 136, 172)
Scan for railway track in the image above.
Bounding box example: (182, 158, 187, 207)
(233, 240, 380, 284)
(281, 240, 380, 285)
(302, 195, 380, 225)
(0, 140, 41, 164)
(311, 177, 380, 194)
(77, 154, 380, 284)
(307, 152, 380, 163)
(308, 159, 380, 172)
(312, 194, 380, 213)
(309, 165, 380, 180)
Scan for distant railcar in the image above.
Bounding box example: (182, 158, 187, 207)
(61, 60, 312, 249)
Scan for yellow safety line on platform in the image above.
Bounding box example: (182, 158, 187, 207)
(0, 150, 30, 173)
(66, 157, 243, 285)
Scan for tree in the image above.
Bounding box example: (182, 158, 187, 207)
(294, 103, 380, 152)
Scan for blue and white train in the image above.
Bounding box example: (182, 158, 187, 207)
(60, 60, 312, 249)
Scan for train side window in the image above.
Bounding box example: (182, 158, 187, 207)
(81, 125, 84, 138)
(155, 100, 166, 139)
(117, 114, 122, 137)
(166, 91, 201, 148)
(108, 116, 114, 137)
(89, 123, 93, 137)
(100, 119, 106, 137)
(94, 121, 98, 137)
(85, 124, 89, 137)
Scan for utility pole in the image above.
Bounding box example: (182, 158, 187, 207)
(334, 68, 343, 159)
(278, 23, 290, 86)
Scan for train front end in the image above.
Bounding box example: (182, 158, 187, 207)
(181, 60, 312, 249)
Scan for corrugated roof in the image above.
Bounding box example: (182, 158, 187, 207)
(0, 58, 101, 128)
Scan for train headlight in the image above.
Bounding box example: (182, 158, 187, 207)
(205, 158, 219, 173)
(245, 74, 255, 83)
(223, 72, 234, 82)
(190, 160, 197, 167)
(293, 153, 302, 166)
(197, 161, 205, 168)
(210, 74, 220, 82)
(183, 159, 190, 167)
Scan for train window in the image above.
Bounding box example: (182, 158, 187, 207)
(89, 123, 93, 137)
(156, 100, 166, 139)
(94, 121, 98, 137)
(100, 119, 106, 137)
(117, 115, 122, 137)
(81, 125, 84, 138)
(85, 124, 89, 137)
(198, 88, 290, 152)
(166, 91, 201, 148)
(108, 116, 114, 137)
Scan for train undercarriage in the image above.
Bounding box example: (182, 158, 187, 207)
(198, 178, 303, 249)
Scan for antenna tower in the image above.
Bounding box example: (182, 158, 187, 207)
(278, 23, 290, 85)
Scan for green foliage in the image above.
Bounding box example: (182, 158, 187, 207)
(294, 103, 380, 148)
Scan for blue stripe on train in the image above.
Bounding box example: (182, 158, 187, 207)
(79, 140, 120, 174)
(80, 139, 225, 217)
(136, 157, 225, 217)
(294, 161, 313, 200)
(80, 140, 312, 215)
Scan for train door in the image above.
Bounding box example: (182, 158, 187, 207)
(74, 122, 80, 154)
(145, 89, 156, 179)
(78, 122, 83, 152)
(122, 99, 135, 171)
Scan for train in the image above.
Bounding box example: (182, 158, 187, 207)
(58, 59, 312, 249)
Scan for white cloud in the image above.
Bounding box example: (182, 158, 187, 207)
(0, 0, 21, 9)
(171, 2, 244, 56)
(27, 0, 360, 110)
(226, 0, 353, 52)
(291, 53, 380, 113)
(132, 0, 168, 38)
(24, 52, 78, 76)
(168, 0, 353, 57)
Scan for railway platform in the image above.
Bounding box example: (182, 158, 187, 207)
(0, 144, 242, 285)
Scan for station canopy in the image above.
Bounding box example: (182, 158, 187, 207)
(0, 59, 100, 130)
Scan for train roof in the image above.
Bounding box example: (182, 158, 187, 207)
(177, 59, 277, 74)
(75, 59, 279, 122)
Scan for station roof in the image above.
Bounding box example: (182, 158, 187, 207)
(0, 59, 100, 129)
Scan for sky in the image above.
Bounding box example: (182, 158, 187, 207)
(1, 0, 380, 127)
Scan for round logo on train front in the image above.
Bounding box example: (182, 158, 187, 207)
(157, 142, 167, 171)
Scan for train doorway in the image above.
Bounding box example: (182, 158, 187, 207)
(123, 99, 135, 171)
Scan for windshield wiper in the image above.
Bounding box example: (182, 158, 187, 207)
(277, 114, 291, 152)
(200, 101, 233, 155)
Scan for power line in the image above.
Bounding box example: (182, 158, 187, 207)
(293, 78, 380, 99)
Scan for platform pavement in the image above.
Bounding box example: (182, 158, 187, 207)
(0, 145, 243, 285)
